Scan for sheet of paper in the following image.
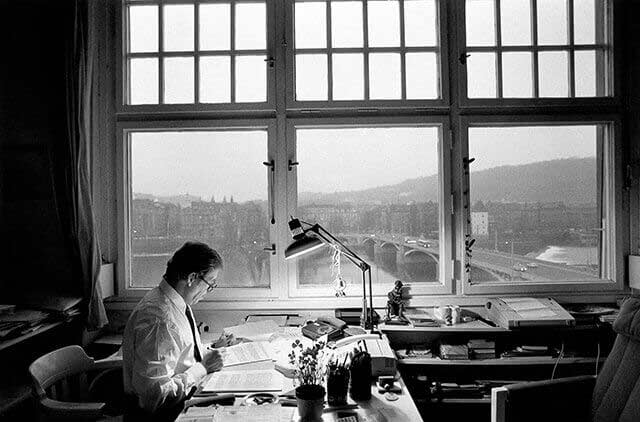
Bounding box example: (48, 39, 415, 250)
(245, 315, 288, 326)
(223, 341, 273, 367)
(202, 370, 284, 393)
(224, 321, 279, 342)
(517, 308, 557, 319)
(502, 298, 546, 311)
(210, 405, 295, 422)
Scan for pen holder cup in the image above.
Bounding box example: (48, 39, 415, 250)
(349, 351, 372, 401)
(327, 367, 350, 407)
(295, 385, 325, 422)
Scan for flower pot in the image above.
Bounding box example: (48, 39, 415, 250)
(295, 385, 325, 422)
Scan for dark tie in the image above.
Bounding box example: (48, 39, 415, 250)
(185, 306, 202, 362)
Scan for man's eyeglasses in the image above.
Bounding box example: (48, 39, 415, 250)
(198, 274, 218, 292)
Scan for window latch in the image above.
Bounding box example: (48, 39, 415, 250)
(263, 244, 276, 255)
(288, 160, 299, 171)
(459, 53, 471, 65)
(264, 57, 275, 68)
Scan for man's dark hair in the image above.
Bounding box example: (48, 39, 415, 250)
(163, 241, 223, 285)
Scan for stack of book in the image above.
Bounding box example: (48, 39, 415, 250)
(439, 343, 469, 360)
(407, 313, 440, 327)
(468, 339, 496, 360)
(395, 345, 433, 359)
(0, 308, 51, 340)
(501, 345, 556, 359)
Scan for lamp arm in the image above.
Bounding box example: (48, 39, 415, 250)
(300, 221, 370, 271)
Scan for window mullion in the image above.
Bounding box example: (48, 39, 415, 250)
(327, 0, 333, 101)
(363, 0, 370, 100)
(495, 0, 503, 99)
(230, 1, 236, 103)
(399, 0, 407, 100)
(194, 4, 200, 104)
(531, 0, 539, 98)
(568, 0, 576, 97)
(159, 4, 165, 104)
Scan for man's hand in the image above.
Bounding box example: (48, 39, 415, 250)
(211, 333, 244, 348)
(201, 348, 224, 373)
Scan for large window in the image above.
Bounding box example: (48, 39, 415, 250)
(115, 0, 622, 303)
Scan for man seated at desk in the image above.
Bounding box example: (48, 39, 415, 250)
(123, 241, 235, 421)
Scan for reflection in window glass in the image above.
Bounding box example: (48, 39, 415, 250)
(468, 125, 602, 283)
(130, 58, 158, 105)
(502, 52, 532, 98)
(200, 56, 230, 103)
(130, 131, 270, 289)
(163, 4, 194, 52)
(367, 0, 401, 47)
(369, 53, 401, 99)
(296, 54, 328, 101)
(465, 0, 495, 46)
(467, 52, 496, 98)
(235, 56, 267, 103)
(500, 0, 531, 46)
(296, 127, 441, 287)
(199, 4, 230, 51)
(129, 5, 158, 53)
(539, 51, 569, 97)
(331, 1, 363, 48)
(295, 2, 326, 49)
(537, 0, 568, 45)
(404, 0, 437, 47)
(332, 54, 364, 100)
(235, 2, 266, 50)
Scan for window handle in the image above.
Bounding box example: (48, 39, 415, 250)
(459, 53, 471, 65)
(288, 160, 299, 171)
(263, 244, 276, 255)
(263, 160, 275, 224)
(264, 57, 275, 68)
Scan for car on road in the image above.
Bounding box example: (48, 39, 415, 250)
(512, 263, 528, 272)
(526, 262, 539, 268)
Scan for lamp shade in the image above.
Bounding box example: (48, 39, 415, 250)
(284, 235, 324, 259)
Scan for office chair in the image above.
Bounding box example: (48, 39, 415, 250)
(29, 345, 125, 421)
(491, 296, 640, 422)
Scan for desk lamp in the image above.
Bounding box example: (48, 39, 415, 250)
(284, 218, 376, 331)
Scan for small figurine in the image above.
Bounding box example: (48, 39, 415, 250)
(385, 280, 409, 325)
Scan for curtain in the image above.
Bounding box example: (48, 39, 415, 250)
(64, 0, 108, 330)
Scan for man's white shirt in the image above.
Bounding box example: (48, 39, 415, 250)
(123, 279, 206, 413)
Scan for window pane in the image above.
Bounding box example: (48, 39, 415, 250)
(296, 127, 441, 287)
(200, 56, 231, 103)
(296, 54, 328, 101)
(406, 52, 438, 99)
(466, 52, 496, 98)
(404, 0, 437, 47)
(369, 53, 401, 99)
(163, 5, 194, 52)
(574, 0, 596, 45)
(367, 0, 400, 47)
(500, 0, 531, 46)
(199, 4, 230, 51)
(538, 51, 569, 97)
(468, 125, 602, 283)
(502, 52, 532, 98)
(235, 55, 266, 102)
(331, 1, 363, 48)
(130, 58, 158, 104)
(466, 0, 495, 47)
(537, 0, 568, 45)
(295, 2, 326, 48)
(332, 53, 364, 100)
(129, 5, 158, 53)
(575, 50, 596, 97)
(164, 57, 194, 104)
(235, 2, 266, 50)
(130, 131, 270, 288)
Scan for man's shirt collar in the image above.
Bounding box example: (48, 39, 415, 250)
(159, 278, 187, 314)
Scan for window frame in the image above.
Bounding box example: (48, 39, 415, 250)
(284, 0, 451, 110)
(117, 0, 278, 113)
(116, 119, 282, 300)
(457, 114, 624, 296)
(285, 116, 454, 300)
(457, 0, 620, 107)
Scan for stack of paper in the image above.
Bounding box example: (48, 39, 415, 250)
(0, 309, 50, 339)
(439, 343, 469, 360)
(202, 370, 284, 393)
(468, 339, 495, 359)
(223, 341, 273, 367)
(223, 320, 280, 342)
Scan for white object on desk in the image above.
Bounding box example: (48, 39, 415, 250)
(203, 369, 284, 393)
(223, 341, 273, 367)
(224, 320, 280, 342)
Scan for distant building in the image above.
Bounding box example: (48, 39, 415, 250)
(471, 211, 489, 236)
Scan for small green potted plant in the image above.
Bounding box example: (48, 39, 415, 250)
(288, 339, 329, 421)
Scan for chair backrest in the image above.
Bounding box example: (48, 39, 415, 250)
(29, 345, 95, 401)
(592, 297, 640, 422)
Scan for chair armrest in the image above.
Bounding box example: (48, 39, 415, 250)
(40, 397, 107, 419)
(491, 376, 596, 422)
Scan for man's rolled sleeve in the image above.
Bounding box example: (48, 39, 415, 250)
(132, 319, 206, 413)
